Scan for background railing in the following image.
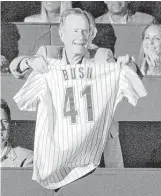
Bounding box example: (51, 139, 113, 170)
(2, 168, 161, 196)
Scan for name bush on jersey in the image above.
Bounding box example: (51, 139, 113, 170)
(62, 67, 93, 80)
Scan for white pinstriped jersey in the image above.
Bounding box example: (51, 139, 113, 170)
(14, 56, 147, 189)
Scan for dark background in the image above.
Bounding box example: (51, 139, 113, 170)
(1, 1, 161, 22)
(8, 120, 161, 168)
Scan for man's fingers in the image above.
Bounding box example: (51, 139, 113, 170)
(38, 56, 49, 72)
(125, 54, 130, 64)
(117, 56, 123, 64)
(37, 64, 49, 73)
(28, 55, 49, 73)
(117, 54, 133, 65)
(131, 56, 135, 62)
(42, 62, 49, 72)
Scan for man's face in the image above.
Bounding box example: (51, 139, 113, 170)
(60, 14, 90, 56)
(105, 1, 128, 15)
(1, 108, 10, 146)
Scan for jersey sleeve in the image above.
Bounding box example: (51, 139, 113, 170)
(13, 71, 45, 111)
(10, 45, 47, 79)
(22, 152, 33, 167)
(115, 65, 147, 109)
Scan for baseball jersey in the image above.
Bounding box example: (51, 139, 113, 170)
(14, 56, 147, 189)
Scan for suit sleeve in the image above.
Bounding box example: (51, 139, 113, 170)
(10, 45, 47, 79)
(13, 71, 45, 111)
(115, 65, 147, 109)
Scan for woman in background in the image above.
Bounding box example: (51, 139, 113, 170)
(140, 22, 161, 75)
(24, 1, 72, 23)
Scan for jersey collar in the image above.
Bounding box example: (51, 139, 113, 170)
(60, 48, 92, 65)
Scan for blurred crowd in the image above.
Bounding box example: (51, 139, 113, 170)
(1, 1, 161, 76)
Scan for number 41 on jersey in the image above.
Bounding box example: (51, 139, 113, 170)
(63, 85, 94, 123)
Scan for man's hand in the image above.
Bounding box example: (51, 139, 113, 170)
(117, 54, 137, 72)
(94, 48, 115, 64)
(27, 55, 49, 73)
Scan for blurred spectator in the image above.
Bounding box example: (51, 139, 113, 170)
(151, 2, 161, 24)
(1, 23, 20, 64)
(93, 24, 116, 54)
(74, 1, 107, 19)
(96, 1, 154, 24)
(24, 1, 72, 23)
(140, 23, 161, 76)
(136, 1, 161, 23)
(1, 99, 33, 167)
(0, 56, 10, 73)
(2, 2, 161, 22)
(1, 1, 40, 22)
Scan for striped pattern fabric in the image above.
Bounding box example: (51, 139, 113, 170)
(14, 57, 147, 189)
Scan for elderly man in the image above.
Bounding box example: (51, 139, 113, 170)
(96, 1, 154, 24)
(1, 99, 33, 167)
(11, 8, 146, 190)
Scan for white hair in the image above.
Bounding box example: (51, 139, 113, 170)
(59, 8, 97, 41)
